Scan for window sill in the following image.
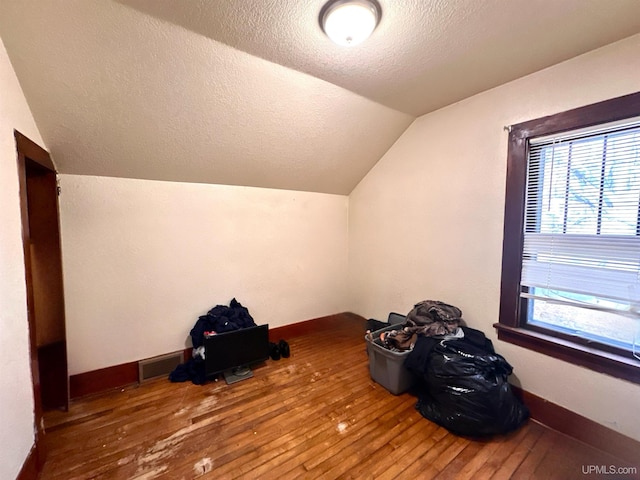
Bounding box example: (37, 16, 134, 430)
(493, 323, 640, 385)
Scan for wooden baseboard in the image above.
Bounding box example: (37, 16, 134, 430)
(268, 312, 363, 342)
(16, 445, 38, 480)
(70, 313, 362, 399)
(70, 361, 138, 399)
(512, 385, 640, 464)
(67, 312, 638, 464)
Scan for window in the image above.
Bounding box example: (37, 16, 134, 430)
(496, 92, 640, 384)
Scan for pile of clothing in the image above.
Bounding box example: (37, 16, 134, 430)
(169, 298, 256, 384)
(378, 300, 463, 351)
(189, 298, 256, 348)
(377, 300, 529, 437)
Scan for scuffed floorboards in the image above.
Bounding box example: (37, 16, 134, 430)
(40, 314, 634, 479)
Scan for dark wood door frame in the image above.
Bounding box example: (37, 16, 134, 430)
(15, 130, 69, 470)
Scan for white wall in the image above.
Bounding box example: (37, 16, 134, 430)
(349, 33, 640, 441)
(0, 37, 45, 480)
(59, 175, 349, 375)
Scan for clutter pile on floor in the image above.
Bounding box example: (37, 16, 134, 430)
(367, 300, 529, 437)
(169, 298, 289, 384)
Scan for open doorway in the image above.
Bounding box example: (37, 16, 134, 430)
(15, 130, 68, 460)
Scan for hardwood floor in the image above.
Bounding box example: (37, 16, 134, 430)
(41, 314, 637, 479)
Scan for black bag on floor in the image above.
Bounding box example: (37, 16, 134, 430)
(409, 330, 529, 437)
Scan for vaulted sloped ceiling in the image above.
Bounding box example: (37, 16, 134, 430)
(1, 0, 640, 194)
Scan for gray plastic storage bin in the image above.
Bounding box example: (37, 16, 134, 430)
(365, 324, 416, 395)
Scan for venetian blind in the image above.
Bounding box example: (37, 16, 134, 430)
(520, 118, 640, 314)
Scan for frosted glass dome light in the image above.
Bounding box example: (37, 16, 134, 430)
(320, 0, 381, 47)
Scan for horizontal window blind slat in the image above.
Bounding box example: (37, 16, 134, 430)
(529, 116, 640, 145)
(521, 260, 640, 303)
(523, 233, 640, 265)
(519, 292, 640, 317)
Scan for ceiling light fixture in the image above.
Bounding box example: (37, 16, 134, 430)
(320, 0, 382, 47)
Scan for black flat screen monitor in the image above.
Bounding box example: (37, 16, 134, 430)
(204, 324, 269, 379)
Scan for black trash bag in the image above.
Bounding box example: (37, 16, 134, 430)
(411, 335, 529, 437)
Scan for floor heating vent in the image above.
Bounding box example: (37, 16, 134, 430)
(138, 351, 184, 382)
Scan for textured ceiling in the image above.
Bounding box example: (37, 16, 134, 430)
(118, 0, 640, 116)
(1, 0, 640, 194)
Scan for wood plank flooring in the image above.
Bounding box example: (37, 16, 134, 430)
(41, 314, 638, 479)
